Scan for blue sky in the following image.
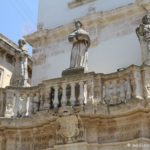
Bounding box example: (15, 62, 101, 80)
(0, 0, 38, 54)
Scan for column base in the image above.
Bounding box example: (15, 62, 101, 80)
(62, 67, 84, 76)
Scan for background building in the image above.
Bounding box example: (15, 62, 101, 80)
(0, 34, 32, 88)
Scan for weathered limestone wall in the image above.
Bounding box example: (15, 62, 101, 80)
(25, 1, 150, 85)
(0, 108, 150, 150)
(37, 0, 149, 30)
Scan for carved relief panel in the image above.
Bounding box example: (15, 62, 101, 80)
(5, 90, 15, 118)
(102, 77, 132, 105)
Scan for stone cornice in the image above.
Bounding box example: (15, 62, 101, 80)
(68, 0, 96, 9)
(0, 34, 32, 64)
(24, 2, 150, 48)
(0, 33, 20, 52)
(0, 107, 149, 129)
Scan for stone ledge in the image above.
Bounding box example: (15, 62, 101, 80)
(54, 142, 88, 150)
(68, 0, 96, 9)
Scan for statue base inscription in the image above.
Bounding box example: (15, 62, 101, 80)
(62, 67, 84, 76)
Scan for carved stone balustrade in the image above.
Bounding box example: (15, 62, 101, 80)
(0, 65, 149, 118)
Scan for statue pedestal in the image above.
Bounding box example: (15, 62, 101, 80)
(54, 142, 88, 150)
(62, 67, 84, 76)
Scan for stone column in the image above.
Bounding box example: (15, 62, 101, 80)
(79, 81, 84, 105)
(0, 91, 5, 117)
(54, 86, 59, 108)
(26, 95, 31, 116)
(133, 68, 143, 100)
(141, 66, 150, 100)
(32, 93, 40, 113)
(0, 129, 6, 150)
(70, 82, 76, 106)
(13, 94, 17, 117)
(83, 82, 88, 104)
(5, 129, 16, 150)
(42, 87, 50, 109)
(61, 83, 67, 106)
(87, 80, 94, 104)
(23, 56, 29, 87)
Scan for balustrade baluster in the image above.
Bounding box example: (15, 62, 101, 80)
(62, 84, 67, 106)
(79, 81, 84, 105)
(70, 83, 76, 106)
(54, 86, 59, 108)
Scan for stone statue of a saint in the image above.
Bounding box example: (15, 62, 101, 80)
(68, 21, 90, 70)
(136, 13, 150, 65)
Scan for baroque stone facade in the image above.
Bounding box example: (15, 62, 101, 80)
(0, 64, 150, 150)
(1, 1, 150, 150)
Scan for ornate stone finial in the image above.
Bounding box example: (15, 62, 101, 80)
(136, 13, 150, 65)
(68, 20, 90, 70)
(18, 39, 28, 52)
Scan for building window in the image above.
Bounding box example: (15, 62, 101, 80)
(6, 54, 14, 64)
(68, 0, 96, 9)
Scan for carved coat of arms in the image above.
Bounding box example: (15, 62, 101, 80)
(56, 106, 84, 144)
(57, 115, 79, 139)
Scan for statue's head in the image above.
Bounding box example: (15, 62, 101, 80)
(18, 39, 26, 48)
(75, 20, 83, 29)
(142, 13, 150, 24)
(18, 39, 28, 52)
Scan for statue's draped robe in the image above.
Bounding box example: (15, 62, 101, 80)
(69, 28, 90, 69)
(70, 40, 88, 68)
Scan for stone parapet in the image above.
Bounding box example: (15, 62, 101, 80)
(0, 64, 149, 118)
(0, 64, 150, 149)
